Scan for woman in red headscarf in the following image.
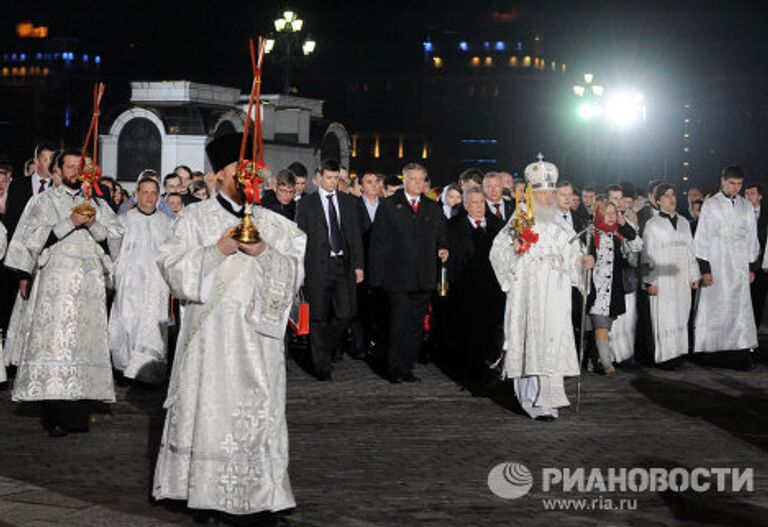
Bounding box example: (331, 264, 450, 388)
(587, 200, 643, 374)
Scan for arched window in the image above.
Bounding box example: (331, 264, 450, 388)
(117, 117, 161, 181)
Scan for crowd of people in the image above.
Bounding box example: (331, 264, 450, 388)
(0, 134, 765, 524)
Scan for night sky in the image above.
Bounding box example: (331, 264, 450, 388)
(5, 0, 768, 106)
(4, 0, 768, 182)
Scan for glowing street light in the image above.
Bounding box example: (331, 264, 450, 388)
(604, 92, 646, 128)
(266, 9, 316, 93)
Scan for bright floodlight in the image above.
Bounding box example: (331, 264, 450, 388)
(303, 40, 316, 55)
(265, 39, 275, 53)
(584, 73, 594, 84)
(578, 102, 603, 120)
(274, 18, 286, 31)
(292, 19, 303, 31)
(572, 84, 586, 97)
(591, 85, 604, 97)
(283, 11, 296, 22)
(605, 92, 645, 127)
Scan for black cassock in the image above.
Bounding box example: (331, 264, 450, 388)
(443, 213, 505, 367)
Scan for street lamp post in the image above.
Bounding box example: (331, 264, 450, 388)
(572, 73, 604, 173)
(265, 10, 316, 94)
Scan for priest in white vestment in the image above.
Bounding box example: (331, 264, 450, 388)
(109, 176, 172, 383)
(490, 156, 594, 421)
(693, 166, 759, 365)
(0, 220, 6, 383)
(4, 149, 123, 436)
(642, 184, 701, 365)
(152, 133, 306, 518)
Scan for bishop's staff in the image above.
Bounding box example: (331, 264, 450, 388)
(232, 37, 270, 243)
(569, 222, 596, 413)
(72, 82, 106, 217)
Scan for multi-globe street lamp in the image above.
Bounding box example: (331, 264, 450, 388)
(265, 10, 316, 94)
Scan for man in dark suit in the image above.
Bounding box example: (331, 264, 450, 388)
(747, 183, 768, 329)
(296, 159, 364, 380)
(369, 162, 449, 383)
(637, 179, 662, 236)
(482, 171, 515, 223)
(635, 179, 662, 365)
(555, 181, 588, 354)
(353, 172, 385, 355)
(444, 187, 504, 370)
(2, 141, 57, 334)
(262, 169, 297, 221)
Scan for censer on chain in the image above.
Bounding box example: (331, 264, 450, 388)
(231, 37, 268, 244)
(72, 82, 106, 218)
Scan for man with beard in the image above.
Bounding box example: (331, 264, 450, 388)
(4, 148, 123, 436)
(490, 156, 594, 420)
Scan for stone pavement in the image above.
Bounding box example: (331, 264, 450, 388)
(1, 352, 768, 527)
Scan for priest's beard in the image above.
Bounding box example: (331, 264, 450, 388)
(533, 203, 557, 225)
(62, 178, 82, 190)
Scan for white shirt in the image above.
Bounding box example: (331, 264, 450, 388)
(363, 196, 379, 223)
(31, 172, 51, 196)
(486, 200, 506, 220)
(318, 187, 343, 256)
(468, 216, 486, 229)
(558, 209, 573, 228)
(754, 206, 760, 221)
(404, 191, 421, 208)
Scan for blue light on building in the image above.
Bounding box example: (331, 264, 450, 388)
(11, 53, 17, 61)
(516, 42, 523, 51)
(423, 41, 433, 52)
(19, 53, 26, 61)
(495, 41, 505, 51)
(462, 158, 497, 164)
(82, 54, 89, 62)
(459, 41, 469, 51)
(461, 139, 498, 144)
(482, 41, 490, 50)
(95, 55, 101, 65)
(35, 52, 42, 60)
(65, 107, 71, 128)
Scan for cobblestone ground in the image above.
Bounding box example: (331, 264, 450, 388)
(1, 347, 768, 526)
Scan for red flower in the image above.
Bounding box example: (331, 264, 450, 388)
(520, 228, 539, 244)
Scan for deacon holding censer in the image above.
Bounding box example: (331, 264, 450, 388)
(152, 38, 307, 523)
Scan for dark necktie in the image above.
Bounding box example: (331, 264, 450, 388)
(327, 194, 342, 254)
(475, 219, 484, 230)
(410, 198, 420, 214)
(38, 179, 47, 194)
(494, 203, 503, 219)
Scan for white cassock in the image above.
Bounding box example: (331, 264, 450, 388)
(4, 199, 38, 371)
(693, 193, 759, 352)
(0, 221, 6, 383)
(109, 208, 172, 383)
(4, 186, 123, 402)
(642, 214, 700, 363)
(152, 198, 306, 515)
(490, 218, 584, 419)
(609, 220, 643, 363)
